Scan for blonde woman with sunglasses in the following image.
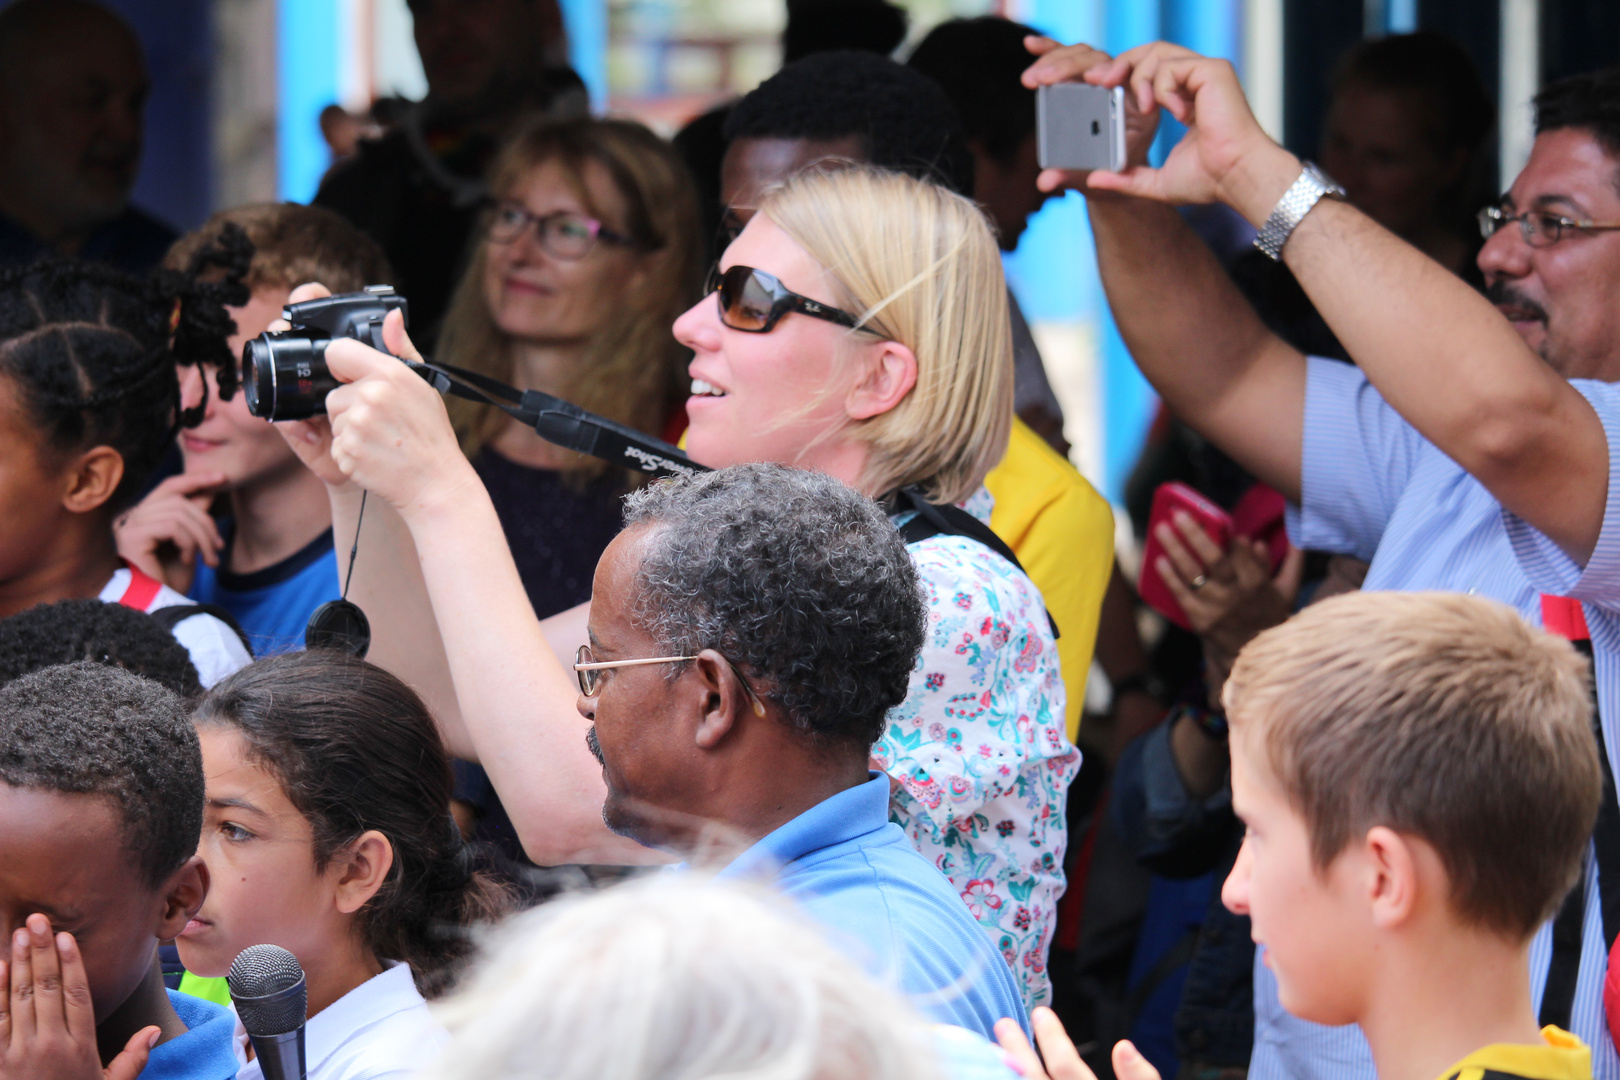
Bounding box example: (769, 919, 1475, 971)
(280, 164, 1079, 1012)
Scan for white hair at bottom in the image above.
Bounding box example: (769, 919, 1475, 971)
(419, 874, 940, 1080)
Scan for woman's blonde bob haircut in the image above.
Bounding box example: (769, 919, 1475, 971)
(757, 164, 1013, 506)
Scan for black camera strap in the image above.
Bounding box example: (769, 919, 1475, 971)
(403, 356, 705, 480)
(408, 355, 1058, 635)
(891, 487, 1059, 640)
(1537, 594, 1620, 1033)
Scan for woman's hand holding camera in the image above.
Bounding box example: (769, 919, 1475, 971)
(273, 283, 484, 524)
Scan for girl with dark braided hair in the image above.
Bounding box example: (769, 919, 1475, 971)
(0, 246, 253, 685)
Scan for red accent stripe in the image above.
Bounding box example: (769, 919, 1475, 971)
(117, 565, 164, 612)
(1542, 594, 1592, 643)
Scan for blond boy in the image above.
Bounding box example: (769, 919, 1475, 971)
(116, 204, 391, 654)
(1001, 591, 1601, 1080)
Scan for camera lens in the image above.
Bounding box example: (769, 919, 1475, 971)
(240, 332, 335, 421)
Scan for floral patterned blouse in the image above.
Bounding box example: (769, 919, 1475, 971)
(873, 490, 1081, 1011)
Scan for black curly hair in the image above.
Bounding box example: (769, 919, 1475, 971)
(622, 464, 927, 751)
(724, 50, 976, 197)
(0, 228, 251, 512)
(1536, 66, 1620, 187)
(193, 650, 511, 998)
(0, 599, 200, 696)
(907, 16, 1041, 166)
(0, 660, 203, 889)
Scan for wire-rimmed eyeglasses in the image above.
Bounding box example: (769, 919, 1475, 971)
(1478, 204, 1620, 248)
(574, 644, 766, 717)
(483, 201, 636, 260)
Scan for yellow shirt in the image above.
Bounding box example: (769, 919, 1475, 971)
(985, 417, 1114, 741)
(1434, 1026, 1592, 1080)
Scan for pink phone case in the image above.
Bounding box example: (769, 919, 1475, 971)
(1139, 482, 1234, 631)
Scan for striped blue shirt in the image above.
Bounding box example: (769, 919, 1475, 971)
(1252, 357, 1620, 1080)
(717, 773, 1032, 1041)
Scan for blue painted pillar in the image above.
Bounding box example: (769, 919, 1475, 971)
(1095, 0, 1162, 500)
(558, 0, 609, 109)
(277, 0, 340, 203)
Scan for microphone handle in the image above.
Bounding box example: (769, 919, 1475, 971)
(248, 1027, 307, 1080)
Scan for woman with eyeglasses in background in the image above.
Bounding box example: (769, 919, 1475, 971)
(438, 117, 702, 615)
(277, 164, 1079, 1011)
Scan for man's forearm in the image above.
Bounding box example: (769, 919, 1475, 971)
(1088, 192, 1305, 500)
(1227, 147, 1608, 562)
(393, 483, 662, 866)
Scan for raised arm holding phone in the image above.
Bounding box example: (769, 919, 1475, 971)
(1024, 40, 1610, 562)
(1024, 35, 1620, 1080)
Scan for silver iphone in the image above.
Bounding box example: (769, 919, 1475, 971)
(1036, 83, 1127, 172)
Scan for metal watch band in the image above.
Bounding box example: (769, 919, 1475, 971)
(1253, 161, 1346, 261)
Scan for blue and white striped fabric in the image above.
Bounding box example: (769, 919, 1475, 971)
(1250, 357, 1620, 1080)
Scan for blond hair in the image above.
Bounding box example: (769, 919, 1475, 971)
(421, 875, 936, 1080)
(164, 202, 393, 294)
(438, 117, 702, 482)
(758, 165, 1013, 505)
(1224, 590, 1601, 938)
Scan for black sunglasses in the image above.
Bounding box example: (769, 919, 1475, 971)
(707, 264, 871, 334)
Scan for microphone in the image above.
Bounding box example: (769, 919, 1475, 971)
(227, 945, 308, 1080)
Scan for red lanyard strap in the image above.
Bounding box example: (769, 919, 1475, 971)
(117, 564, 163, 612)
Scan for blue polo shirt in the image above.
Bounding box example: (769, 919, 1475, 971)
(141, 989, 238, 1080)
(717, 773, 1031, 1040)
(1248, 358, 1620, 1080)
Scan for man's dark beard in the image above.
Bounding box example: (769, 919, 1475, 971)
(1486, 279, 1549, 324)
(586, 725, 605, 765)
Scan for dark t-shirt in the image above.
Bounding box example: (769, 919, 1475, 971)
(473, 447, 627, 618)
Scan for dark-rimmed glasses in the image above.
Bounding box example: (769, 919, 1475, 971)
(1478, 205, 1620, 248)
(707, 264, 872, 335)
(484, 201, 635, 260)
(574, 644, 766, 717)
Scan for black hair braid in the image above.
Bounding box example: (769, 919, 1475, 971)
(193, 651, 513, 999)
(0, 249, 248, 511)
(162, 220, 254, 424)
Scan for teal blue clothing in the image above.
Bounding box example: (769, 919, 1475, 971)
(716, 773, 1031, 1041)
(189, 524, 339, 656)
(142, 989, 238, 1080)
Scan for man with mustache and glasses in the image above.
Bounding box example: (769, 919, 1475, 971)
(1024, 39, 1620, 1080)
(0, 0, 174, 272)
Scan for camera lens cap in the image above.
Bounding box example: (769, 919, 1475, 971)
(305, 600, 371, 658)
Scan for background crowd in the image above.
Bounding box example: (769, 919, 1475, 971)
(0, 2, 1619, 1080)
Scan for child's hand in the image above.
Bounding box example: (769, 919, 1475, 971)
(114, 471, 227, 594)
(0, 915, 159, 1080)
(995, 1008, 1162, 1080)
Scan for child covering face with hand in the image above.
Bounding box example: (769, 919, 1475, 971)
(0, 661, 233, 1080)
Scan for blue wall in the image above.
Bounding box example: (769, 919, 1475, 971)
(1005, 0, 1241, 501)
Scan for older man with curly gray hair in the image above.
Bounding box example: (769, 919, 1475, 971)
(576, 462, 1030, 1041)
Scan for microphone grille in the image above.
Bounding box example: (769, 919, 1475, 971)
(227, 945, 307, 1037)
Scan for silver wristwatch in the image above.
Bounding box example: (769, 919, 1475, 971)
(1253, 162, 1346, 261)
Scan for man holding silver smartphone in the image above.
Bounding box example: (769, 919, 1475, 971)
(1024, 36, 1620, 1080)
